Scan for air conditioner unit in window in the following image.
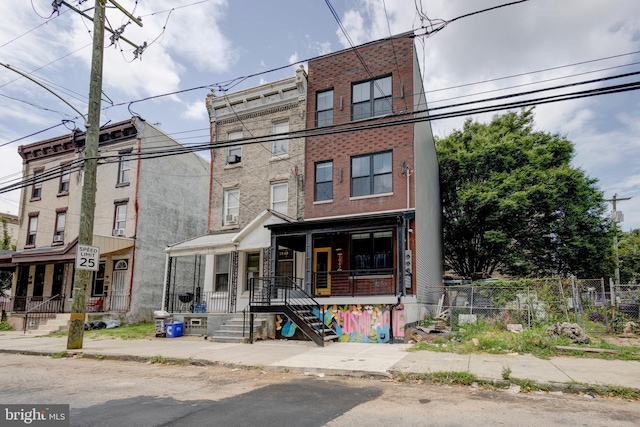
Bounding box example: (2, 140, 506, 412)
(113, 228, 125, 237)
(225, 214, 238, 224)
(226, 154, 241, 164)
(53, 235, 64, 243)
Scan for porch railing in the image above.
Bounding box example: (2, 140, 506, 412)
(311, 268, 396, 297)
(165, 289, 230, 314)
(249, 276, 337, 346)
(23, 294, 66, 334)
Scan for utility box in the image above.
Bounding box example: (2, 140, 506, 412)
(166, 322, 184, 338)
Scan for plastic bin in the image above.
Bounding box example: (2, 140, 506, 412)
(166, 322, 183, 338)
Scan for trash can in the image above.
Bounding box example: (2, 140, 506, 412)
(166, 322, 184, 338)
(154, 310, 173, 337)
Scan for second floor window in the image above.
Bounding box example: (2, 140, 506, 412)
(270, 182, 288, 214)
(54, 212, 66, 242)
(316, 90, 334, 127)
(27, 215, 38, 246)
(59, 165, 70, 194)
(352, 75, 392, 121)
(315, 161, 333, 201)
(224, 188, 240, 225)
(114, 204, 127, 235)
(118, 155, 131, 184)
(227, 131, 242, 165)
(351, 151, 392, 197)
(32, 169, 43, 199)
(271, 120, 289, 156)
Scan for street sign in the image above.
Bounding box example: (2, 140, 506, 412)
(76, 245, 100, 271)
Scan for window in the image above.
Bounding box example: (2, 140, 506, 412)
(114, 203, 127, 234)
(351, 151, 392, 197)
(352, 75, 392, 120)
(270, 182, 288, 214)
(246, 252, 260, 291)
(227, 131, 242, 164)
(351, 231, 393, 273)
(316, 90, 333, 127)
(27, 215, 38, 246)
(31, 169, 43, 199)
(59, 165, 70, 194)
(117, 154, 131, 184)
(92, 262, 106, 297)
(215, 254, 230, 292)
(33, 265, 45, 298)
(223, 188, 240, 225)
(315, 161, 333, 201)
(54, 211, 66, 242)
(271, 120, 289, 156)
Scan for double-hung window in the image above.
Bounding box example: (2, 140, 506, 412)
(224, 188, 240, 225)
(352, 75, 393, 120)
(215, 254, 230, 292)
(316, 90, 333, 127)
(314, 161, 333, 201)
(271, 120, 289, 156)
(270, 182, 288, 214)
(54, 211, 66, 242)
(27, 214, 38, 246)
(117, 151, 131, 185)
(351, 151, 392, 197)
(59, 165, 71, 194)
(32, 169, 43, 199)
(114, 203, 127, 236)
(227, 131, 242, 164)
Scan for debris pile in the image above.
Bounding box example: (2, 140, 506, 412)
(545, 322, 590, 344)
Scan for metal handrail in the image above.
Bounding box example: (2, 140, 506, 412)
(23, 294, 64, 334)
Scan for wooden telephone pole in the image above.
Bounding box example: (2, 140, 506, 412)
(67, 0, 142, 349)
(605, 193, 632, 286)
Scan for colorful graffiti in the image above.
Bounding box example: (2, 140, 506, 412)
(275, 304, 405, 343)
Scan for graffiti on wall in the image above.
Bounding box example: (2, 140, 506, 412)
(276, 304, 405, 343)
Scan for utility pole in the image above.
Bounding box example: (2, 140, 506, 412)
(66, 0, 106, 350)
(605, 193, 632, 286)
(66, 0, 143, 349)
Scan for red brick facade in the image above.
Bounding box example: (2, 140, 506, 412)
(305, 36, 417, 219)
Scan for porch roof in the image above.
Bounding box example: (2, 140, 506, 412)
(266, 209, 413, 234)
(165, 209, 292, 257)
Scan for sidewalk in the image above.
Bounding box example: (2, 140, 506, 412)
(1, 331, 639, 391)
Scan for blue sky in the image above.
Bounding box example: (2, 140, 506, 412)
(1, 0, 639, 229)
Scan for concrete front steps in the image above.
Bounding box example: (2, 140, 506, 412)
(26, 313, 70, 335)
(208, 314, 270, 344)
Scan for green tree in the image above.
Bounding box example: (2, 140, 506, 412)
(437, 109, 613, 278)
(618, 229, 640, 283)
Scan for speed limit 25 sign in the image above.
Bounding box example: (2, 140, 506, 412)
(76, 245, 100, 271)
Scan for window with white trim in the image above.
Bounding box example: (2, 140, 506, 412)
(118, 154, 131, 184)
(54, 211, 66, 241)
(352, 75, 393, 120)
(114, 203, 127, 234)
(227, 131, 242, 164)
(351, 151, 392, 197)
(215, 253, 230, 292)
(270, 182, 288, 214)
(59, 165, 71, 194)
(223, 188, 240, 225)
(271, 120, 289, 156)
(27, 215, 38, 246)
(32, 169, 43, 199)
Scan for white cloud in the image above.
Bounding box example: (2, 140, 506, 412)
(288, 52, 299, 64)
(182, 100, 208, 121)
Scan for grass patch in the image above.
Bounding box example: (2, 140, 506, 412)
(0, 321, 12, 331)
(398, 371, 480, 386)
(47, 322, 155, 340)
(50, 351, 68, 359)
(147, 354, 167, 364)
(409, 320, 640, 361)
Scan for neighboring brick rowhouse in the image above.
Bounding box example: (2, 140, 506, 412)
(305, 36, 417, 219)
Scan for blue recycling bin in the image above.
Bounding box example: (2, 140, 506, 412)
(166, 322, 183, 338)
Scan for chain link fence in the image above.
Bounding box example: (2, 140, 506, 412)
(435, 278, 639, 334)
